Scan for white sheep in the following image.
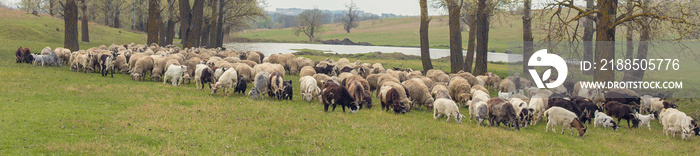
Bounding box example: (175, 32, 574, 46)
(433, 98, 465, 123)
(508, 98, 528, 117)
(211, 68, 238, 96)
(661, 108, 694, 140)
(300, 76, 321, 102)
(163, 64, 188, 86)
(594, 110, 619, 131)
(544, 107, 587, 136)
(528, 97, 546, 125)
(635, 113, 655, 130)
(249, 71, 270, 99)
(469, 100, 488, 125)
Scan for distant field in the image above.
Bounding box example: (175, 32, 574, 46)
(236, 15, 531, 52)
(2, 8, 700, 155)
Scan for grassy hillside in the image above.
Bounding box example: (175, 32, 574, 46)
(236, 14, 535, 52)
(2, 8, 700, 155)
(0, 8, 147, 52)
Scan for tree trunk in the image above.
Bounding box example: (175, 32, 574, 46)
(215, 0, 225, 48)
(448, 0, 464, 73)
(622, 1, 635, 81)
(166, 19, 175, 45)
(582, 0, 595, 75)
(208, 0, 218, 48)
(49, 0, 54, 16)
(594, 0, 617, 82)
(419, 0, 433, 71)
(185, 0, 204, 48)
(65, 0, 79, 51)
(147, 0, 160, 45)
(464, 22, 476, 73)
(200, 20, 210, 47)
(179, 0, 192, 45)
(627, 0, 651, 81)
(159, 21, 167, 46)
(80, 0, 89, 42)
(473, 0, 489, 75)
(522, 0, 533, 75)
(114, 8, 121, 28)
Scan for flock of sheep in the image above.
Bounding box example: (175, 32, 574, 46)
(15, 43, 699, 140)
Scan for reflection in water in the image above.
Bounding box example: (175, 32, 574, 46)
(226, 42, 523, 63)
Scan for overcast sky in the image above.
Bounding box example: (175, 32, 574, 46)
(2, 0, 574, 16)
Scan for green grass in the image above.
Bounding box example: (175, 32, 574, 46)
(2, 8, 700, 155)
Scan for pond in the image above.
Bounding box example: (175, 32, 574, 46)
(225, 42, 523, 63)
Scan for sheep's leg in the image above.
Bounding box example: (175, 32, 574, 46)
(163, 75, 168, 84)
(433, 110, 438, 120)
(647, 123, 651, 130)
(324, 104, 329, 112)
(446, 114, 451, 122)
(626, 119, 631, 129)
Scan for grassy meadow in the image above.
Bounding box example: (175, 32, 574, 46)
(1, 8, 699, 155)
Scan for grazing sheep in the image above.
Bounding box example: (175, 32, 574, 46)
(509, 98, 531, 126)
(246, 52, 261, 64)
(603, 101, 640, 129)
(99, 53, 118, 77)
(383, 82, 413, 110)
(605, 90, 641, 106)
(343, 75, 372, 108)
(498, 91, 515, 100)
(338, 72, 354, 83)
(366, 74, 383, 93)
(195, 64, 216, 90)
(635, 113, 655, 130)
(594, 110, 619, 131)
(249, 71, 271, 99)
(286, 58, 300, 75)
(279, 81, 293, 100)
(377, 74, 400, 90)
(380, 86, 408, 114)
(115, 54, 129, 74)
(348, 81, 371, 109)
(300, 66, 316, 78)
(131, 56, 155, 81)
(151, 57, 169, 81)
(321, 81, 358, 113)
(433, 98, 465, 123)
(418, 77, 435, 90)
(661, 109, 694, 140)
(548, 96, 582, 118)
(431, 84, 450, 100)
(163, 65, 188, 86)
(211, 68, 238, 96)
(469, 100, 488, 125)
(528, 97, 546, 125)
(269, 72, 284, 99)
(448, 77, 472, 107)
(573, 98, 600, 124)
(253, 63, 285, 78)
(485, 72, 501, 88)
(371, 63, 385, 74)
(544, 107, 587, 136)
(487, 98, 520, 130)
(15, 47, 23, 63)
(300, 76, 321, 102)
(403, 78, 434, 110)
(499, 79, 516, 92)
(231, 63, 254, 81)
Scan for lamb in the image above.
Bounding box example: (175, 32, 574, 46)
(299, 66, 316, 78)
(300, 76, 321, 102)
(469, 100, 488, 125)
(380, 86, 408, 114)
(163, 64, 188, 86)
(635, 113, 655, 130)
(594, 110, 619, 131)
(194, 64, 217, 90)
(448, 77, 472, 107)
(15, 47, 23, 63)
(211, 68, 238, 96)
(433, 98, 465, 123)
(131, 56, 155, 81)
(321, 80, 358, 113)
(487, 98, 520, 130)
(99, 53, 117, 77)
(403, 78, 434, 110)
(544, 107, 588, 136)
(249, 71, 271, 99)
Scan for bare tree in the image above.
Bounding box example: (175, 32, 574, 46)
(79, 0, 89, 42)
(147, 0, 160, 45)
(185, 0, 204, 48)
(179, 0, 192, 44)
(295, 9, 325, 42)
(582, 0, 594, 75)
(342, 0, 359, 33)
(61, 0, 79, 51)
(447, 0, 464, 73)
(420, 0, 433, 71)
(165, 0, 176, 45)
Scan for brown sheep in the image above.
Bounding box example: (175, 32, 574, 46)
(499, 79, 516, 92)
(403, 78, 435, 109)
(321, 80, 358, 113)
(383, 82, 413, 110)
(232, 63, 254, 81)
(131, 56, 155, 81)
(151, 57, 169, 81)
(487, 98, 520, 130)
(300, 66, 316, 78)
(246, 52, 261, 64)
(449, 77, 472, 107)
(348, 81, 372, 109)
(381, 87, 408, 114)
(313, 74, 332, 89)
